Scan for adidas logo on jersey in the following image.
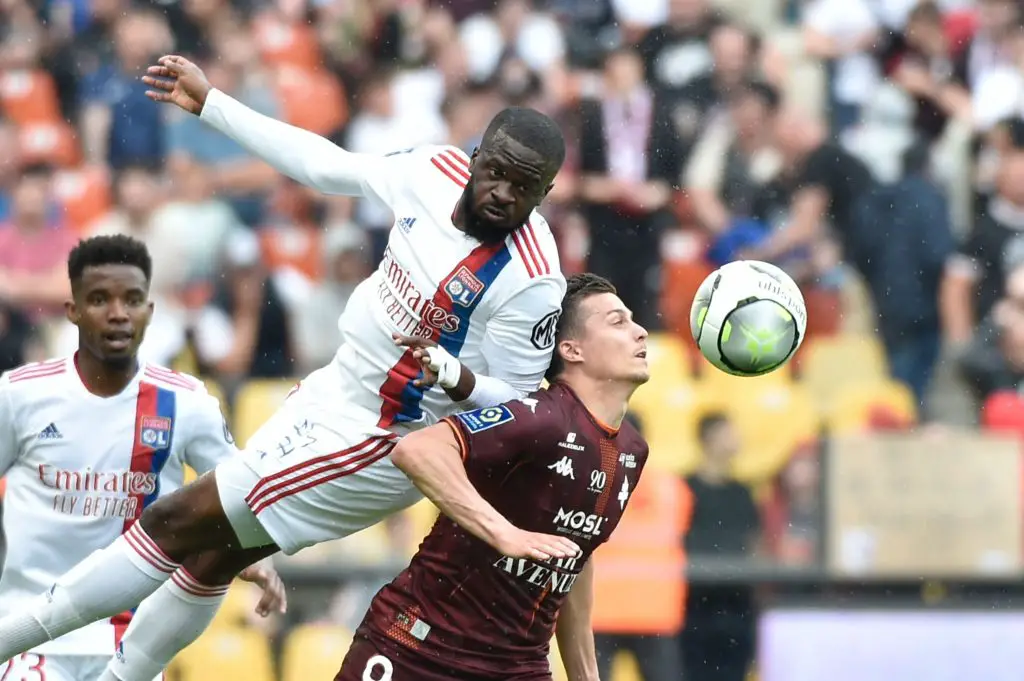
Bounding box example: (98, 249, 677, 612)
(548, 456, 575, 480)
(37, 423, 62, 440)
(397, 217, 417, 233)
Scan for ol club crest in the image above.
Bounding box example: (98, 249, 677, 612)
(139, 416, 172, 450)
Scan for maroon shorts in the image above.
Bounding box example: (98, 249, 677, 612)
(334, 635, 553, 681)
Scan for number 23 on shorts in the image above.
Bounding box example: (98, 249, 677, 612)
(0, 654, 45, 681)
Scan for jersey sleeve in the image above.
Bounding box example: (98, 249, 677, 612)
(481, 277, 566, 395)
(0, 375, 19, 477)
(181, 389, 237, 475)
(443, 395, 563, 478)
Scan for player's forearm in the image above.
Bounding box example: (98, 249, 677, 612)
(391, 431, 516, 549)
(199, 88, 370, 196)
(555, 562, 599, 681)
(452, 372, 523, 409)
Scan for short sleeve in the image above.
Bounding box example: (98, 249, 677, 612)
(480, 277, 565, 395)
(182, 389, 237, 475)
(0, 375, 20, 477)
(444, 395, 562, 477)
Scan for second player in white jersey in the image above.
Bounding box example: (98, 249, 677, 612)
(0, 358, 229, 656)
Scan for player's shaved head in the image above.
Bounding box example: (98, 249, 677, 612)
(481, 107, 566, 177)
(545, 273, 618, 382)
(68, 235, 152, 295)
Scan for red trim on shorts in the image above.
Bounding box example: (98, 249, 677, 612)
(245, 436, 397, 514)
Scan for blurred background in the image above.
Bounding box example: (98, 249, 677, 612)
(4, 0, 1024, 678)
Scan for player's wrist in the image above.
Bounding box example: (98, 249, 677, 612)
(425, 346, 462, 389)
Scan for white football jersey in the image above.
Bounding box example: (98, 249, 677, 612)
(323, 144, 566, 430)
(0, 357, 236, 656)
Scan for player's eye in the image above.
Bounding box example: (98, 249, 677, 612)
(88, 294, 105, 305)
(490, 167, 504, 179)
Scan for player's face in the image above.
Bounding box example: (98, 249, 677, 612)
(576, 292, 649, 384)
(66, 264, 153, 367)
(465, 135, 553, 242)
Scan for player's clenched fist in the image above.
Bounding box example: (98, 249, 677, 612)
(493, 526, 580, 562)
(142, 55, 212, 116)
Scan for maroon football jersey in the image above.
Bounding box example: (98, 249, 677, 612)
(355, 382, 649, 679)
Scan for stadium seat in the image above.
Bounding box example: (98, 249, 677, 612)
(276, 66, 348, 136)
(0, 69, 61, 125)
(18, 121, 80, 167)
(633, 383, 704, 474)
(631, 332, 692, 414)
(172, 628, 275, 681)
(233, 379, 300, 446)
(208, 582, 260, 630)
(280, 624, 353, 681)
(706, 381, 819, 482)
(826, 380, 918, 434)
(52, 166, 111, 232)
(798, 334, 889, 416)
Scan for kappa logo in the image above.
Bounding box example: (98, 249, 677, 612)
(531, 310, 560, 350)
(548, 455, 575, 479)
(445, 266, 485, 308)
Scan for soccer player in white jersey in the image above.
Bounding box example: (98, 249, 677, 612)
(0, 235, 285, 681)
(0, 56, 579, 681)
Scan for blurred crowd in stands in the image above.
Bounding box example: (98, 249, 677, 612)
(6, 0, 1024, 679)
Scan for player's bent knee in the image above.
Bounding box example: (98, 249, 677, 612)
(181, 545, 278, 586)
(138, 471, 236, 557)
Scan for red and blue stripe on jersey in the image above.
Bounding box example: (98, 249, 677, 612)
(112, 381, 177, 642)
(378, 242, 512, 426)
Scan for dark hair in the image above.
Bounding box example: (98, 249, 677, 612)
(544, 273, 617, 382)
(697, 412, 730, 444)
(732, 79, 781, 112)
(481, 107, 566, 174)
(68, 235, 152, 293)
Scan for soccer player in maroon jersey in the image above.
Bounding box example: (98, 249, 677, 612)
(335, 272, 650, 681)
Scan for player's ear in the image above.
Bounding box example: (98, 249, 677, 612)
(559, 338, 582, 365)
(64, 297, 80, 326)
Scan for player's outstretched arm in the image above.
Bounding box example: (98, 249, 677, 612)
(394, 334, 521, 406)
(143, 55, 384, 197)
(390, 423, 579, 562)
(555, 561, 600, 681)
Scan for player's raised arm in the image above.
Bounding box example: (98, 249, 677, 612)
(390, 401, 579, 561)
(143, 56, 392, 199)
(555, 560, 599, 681)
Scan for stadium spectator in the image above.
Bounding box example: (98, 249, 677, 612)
(191, 230, 296, 390)
(682, 412, 760, 681)
(639, 0, 724, 98)
(577, 45, 683, 331)
(79, 10, 172, 169)
(685, 79, 782, 241)
(0, 164, 75, 324)
(959, 261, 1024, 402)
(291, 224, 371, 375)
(801, 0, 879, 135)
(167, 32, 282, 227)
(0, 303, 38, 375)
(942, 151, 1024, 354)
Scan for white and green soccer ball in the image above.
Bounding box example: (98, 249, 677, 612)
(689, 260, 807, 376)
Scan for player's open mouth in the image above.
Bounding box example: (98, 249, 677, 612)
(635, 350, 647, 358)
(103, 332, 133, 349)
(482, 206, 505, 220)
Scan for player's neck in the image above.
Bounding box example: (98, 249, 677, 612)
(74, 351, 139, 397)
(561, 375, 634, 430)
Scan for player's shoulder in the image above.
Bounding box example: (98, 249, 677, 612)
(139, 363, 208, 397)
(617, 418, 650, 461)
(0, 357, 71, 394)
(504, 213, 564, 288)
(451, 388, 567, 437)
(387, 144, 472, 189)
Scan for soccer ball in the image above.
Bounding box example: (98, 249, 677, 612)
(689, 260, 807, 376)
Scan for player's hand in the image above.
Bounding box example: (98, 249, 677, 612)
(493, 526, 581, 562)
(392, 334, 440, 388)
(142, 55, 212, 116)
(238, 559, 287, 617)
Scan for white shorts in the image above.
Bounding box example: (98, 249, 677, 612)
(214, 384, 425, 555)
(0, 653, 161, 681)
